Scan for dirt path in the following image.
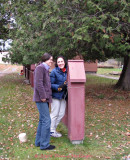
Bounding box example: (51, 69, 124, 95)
(0, 64, 23, 77)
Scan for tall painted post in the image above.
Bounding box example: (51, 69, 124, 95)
(29, 64, 35, 88)
(67, 60, 86, 144)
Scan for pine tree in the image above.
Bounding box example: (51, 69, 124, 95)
(2, 0, 130, 90)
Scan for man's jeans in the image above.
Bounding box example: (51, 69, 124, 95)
(35, 102, 51, 149)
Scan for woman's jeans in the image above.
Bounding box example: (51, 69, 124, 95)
(35, 102, 51, 149)
(50, 99, 66, 132)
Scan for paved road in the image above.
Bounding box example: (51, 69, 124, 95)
(94, 74, 119, 80)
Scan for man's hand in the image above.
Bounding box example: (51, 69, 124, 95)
(41, 99, 46, 102)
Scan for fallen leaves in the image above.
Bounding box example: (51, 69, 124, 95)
(104, 157, 111, 159)
(8, 126, 12, 131)
(30, 124, 33, 128)
(125, 132, 130, 136)
(85, 83, 130, 158)
(1, 73, 130, 159)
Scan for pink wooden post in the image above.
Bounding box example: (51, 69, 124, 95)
(25, 67, 29, 80)
(23, 66, 26, 75)
(67, 60, 86, 144)
(29, 64, 35, 88)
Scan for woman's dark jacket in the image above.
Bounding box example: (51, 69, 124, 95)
(50, 67, 67, 100)
(33, 63, 52, 103)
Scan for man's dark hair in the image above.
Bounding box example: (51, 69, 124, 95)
(41, 53, 52, 62)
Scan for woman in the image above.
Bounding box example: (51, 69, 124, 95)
(50, 56, 67, 137)
(33, 53, 55, 150)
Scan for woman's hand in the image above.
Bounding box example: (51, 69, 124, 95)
(41, 99, 46, 102)
(58, 88, 62, 91)
(58, 84, 67, 91)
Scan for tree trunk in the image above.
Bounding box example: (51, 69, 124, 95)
(115, 55, 130, 91)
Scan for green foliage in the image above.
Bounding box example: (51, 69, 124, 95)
(2, 0, 130, 64)
(0, 1, 10, 42)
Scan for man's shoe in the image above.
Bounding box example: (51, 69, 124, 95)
(41, 145, 55, 150)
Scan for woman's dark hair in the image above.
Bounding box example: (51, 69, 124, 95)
(41, 53, 52, 62)
(55, 55, 67, 68)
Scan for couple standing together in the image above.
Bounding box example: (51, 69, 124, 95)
(33, 53, 67, 150)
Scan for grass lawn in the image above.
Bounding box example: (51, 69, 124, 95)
(0, 73, 130, 160)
